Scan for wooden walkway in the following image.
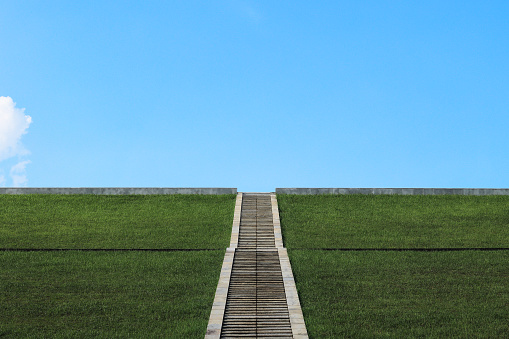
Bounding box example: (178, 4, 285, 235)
(206, 193, 308, 338)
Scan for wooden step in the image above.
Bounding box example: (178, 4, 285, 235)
(220, 194, 292, 338)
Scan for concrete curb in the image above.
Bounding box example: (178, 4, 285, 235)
(204, 248, 235, 339)
(205, 193, 242, 338)
(272, 193, 309, 338)
(228, 193, 243, 249)
(275, 188, 509, 195)
(271, 193, 284, 248)
(0, 188, 237, 195)
(279, 247, 309, 338)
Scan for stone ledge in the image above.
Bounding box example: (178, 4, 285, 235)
(0, 187, 237, 195)
(275, 188, 509, 195)
(205, 248, 235, 339)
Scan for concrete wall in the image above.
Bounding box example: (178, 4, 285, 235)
(275, 188, 509, 195)
(0, 188, 237, 195)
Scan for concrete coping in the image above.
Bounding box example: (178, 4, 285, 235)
(270, 193, 284, 248)
(228, 193, 243, 249)
(205, 248, 235, 339)
(0, 188, 237, 195)
(278, 249, 308, 338)
(278, 248, 309, 338)
(205, 192, 242, 338)
(275, 188, 509, 195)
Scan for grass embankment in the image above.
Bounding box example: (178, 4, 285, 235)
(0, 194, 235, 249)
(0, 251, 224, 338)
(278, 194, 509, 338)
(290, 250, 508, 338)
(278, 194, 509, 249)
(0, 194, 236, 338)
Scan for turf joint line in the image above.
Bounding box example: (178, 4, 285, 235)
(0, 248, 224, 252)
(290, 248, 509, 252)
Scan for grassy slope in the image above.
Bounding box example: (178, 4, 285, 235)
(0, 251, 224, 338)
(0, 194, 236, 249)
(278, 194, 509, 338)
(0, 194, 236, 338)
(289, 250, 508, 338)
(277, 194, 509, 248)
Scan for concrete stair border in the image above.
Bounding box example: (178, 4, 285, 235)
(205, 193, 242, 338)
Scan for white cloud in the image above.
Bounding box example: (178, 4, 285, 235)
(10, 160, 31, 187)
(0, 96, 32, 162)
(0, 96, 32, 186)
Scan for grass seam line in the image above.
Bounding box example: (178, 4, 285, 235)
(290, 247, 509, 251)
(0, 248, 224, 252)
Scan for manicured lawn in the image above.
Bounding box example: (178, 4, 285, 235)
(0, 194, 236, 249)
(289, 250, 509, 338)
(277, 194, 509, 248)
(278, 194, 509, 338)
(0, 194, 237, 337)
(0, 251, 224, 338)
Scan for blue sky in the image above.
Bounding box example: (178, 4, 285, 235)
(1, 1, 508, 192)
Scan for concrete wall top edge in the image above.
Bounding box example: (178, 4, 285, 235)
(275, 188, 509, 196)
(0, 188, 237, 195)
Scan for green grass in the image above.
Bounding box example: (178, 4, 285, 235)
(0, 251, 225, 338)
(278, 194, 509, 338)
(277, 194, 509, 248)
(289, 250, 509, 338)
(0, 194, 237, 338)
(0, 194, 236, 249)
